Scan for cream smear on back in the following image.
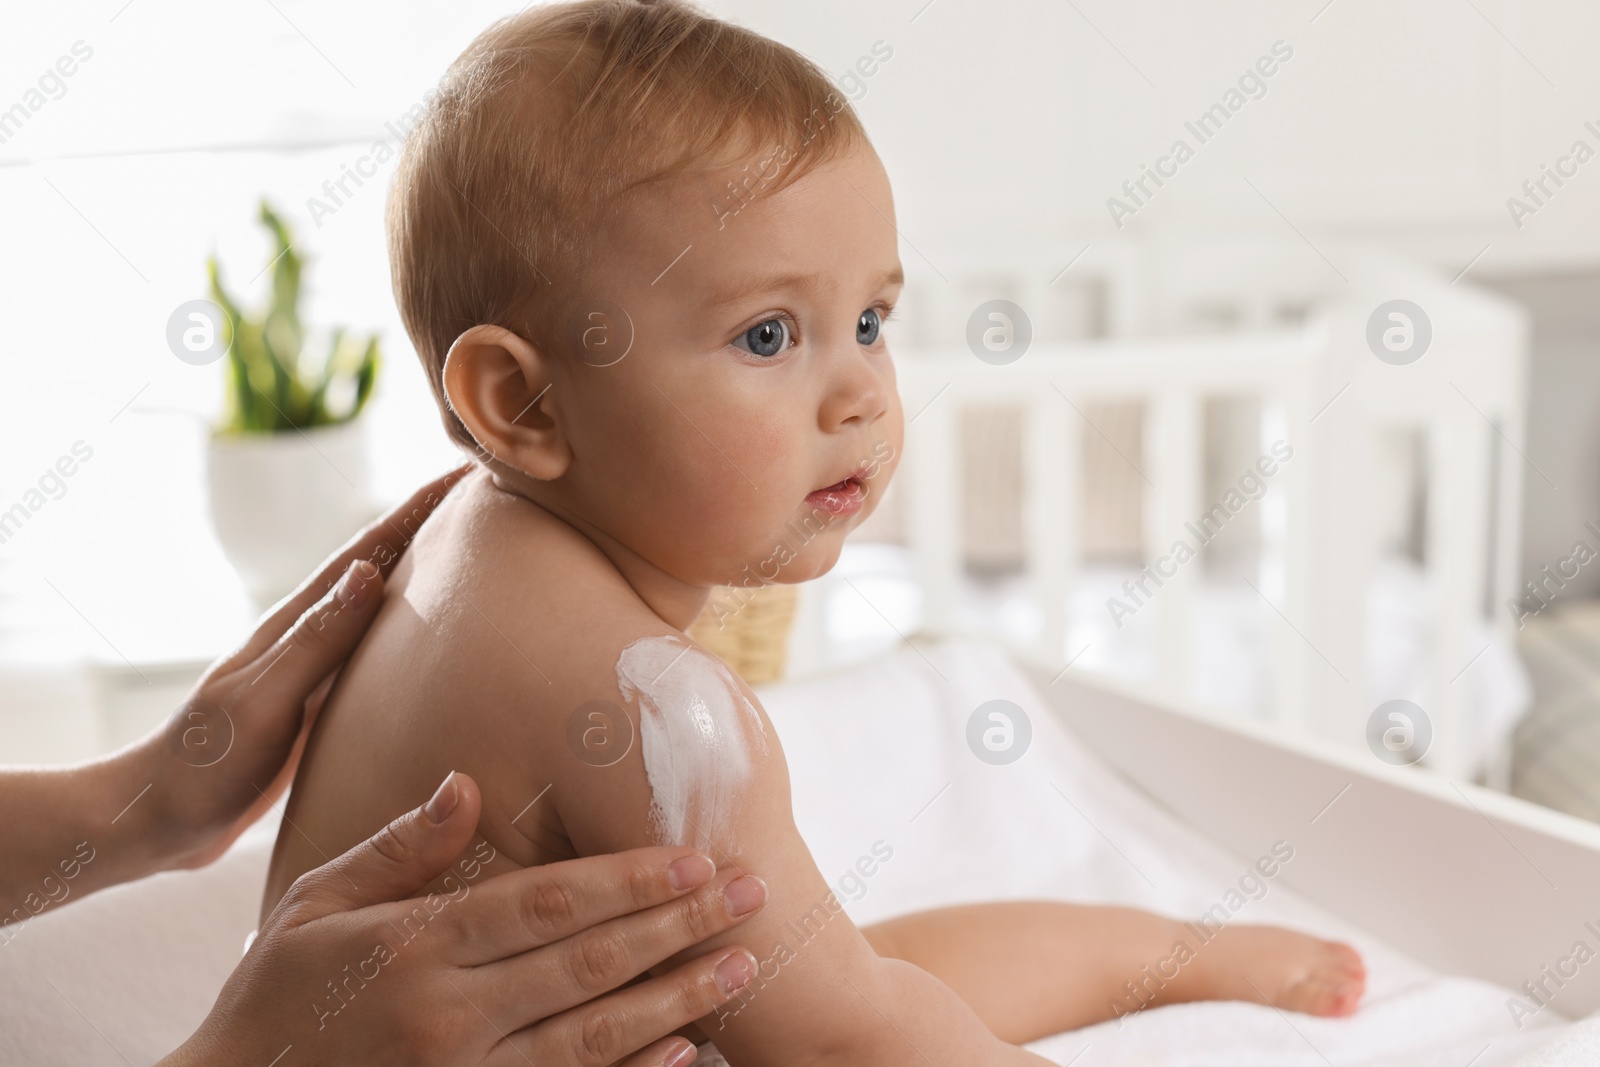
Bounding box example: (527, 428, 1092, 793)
(615, 635, 766, 852)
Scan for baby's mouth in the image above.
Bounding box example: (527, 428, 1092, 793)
(804, 475, 866, 516)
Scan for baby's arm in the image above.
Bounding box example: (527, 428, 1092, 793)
(552, 635, 1049, 1067)
(864, 902, 1367, 1042)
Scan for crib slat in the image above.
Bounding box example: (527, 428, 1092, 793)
(1271, 387, 1313, 733)
(904, 382, 962, 638)
(1427, 412, 1494, 781)
(1145, 391, 1203, 701)
(1026, 393, 1077, 663)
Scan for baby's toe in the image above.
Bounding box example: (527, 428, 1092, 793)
(1281, 941, 1366, 1017)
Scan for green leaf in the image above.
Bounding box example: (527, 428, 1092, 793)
(259, 200, 303, 365)
(209, 256, 256, 435)
(350, 335, 380, 420)
(206, 199, 382, 434)
(307, 326, 345, 424)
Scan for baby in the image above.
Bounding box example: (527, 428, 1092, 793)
(263, 1, 1366, 1061)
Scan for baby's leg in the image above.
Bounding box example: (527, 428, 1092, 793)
(862, 902, 1365, 1043)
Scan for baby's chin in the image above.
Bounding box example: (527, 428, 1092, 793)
(709, 523, 852, 588)
(766, 539, 846, 584)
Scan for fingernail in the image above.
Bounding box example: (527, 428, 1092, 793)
(715, 949, 757, 996)
(668, 853, 716, 892)
(723, 875, 766, 918)
(424, 771, 459, 824)
(664, 1040, 698, 1067)
(335, 559, 376, 607)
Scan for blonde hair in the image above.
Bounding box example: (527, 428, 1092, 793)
(386, 0, 869, 450)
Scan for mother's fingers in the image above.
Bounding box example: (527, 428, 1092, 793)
(273, 772, 482, 924)
(467, 866, 767, 1030)
(492, 947, 758, 1067)
(614, 1037, 701, 1067)
(440, 847, 726, 965)
(232, 558, 383, 726)
(228, 463, 471, 667)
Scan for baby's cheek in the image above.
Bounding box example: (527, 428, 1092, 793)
(734, 410, 799, 472)
(865, 398, 906, 495)
(883, 387, 906, 457)
(717, 413, 809, 515)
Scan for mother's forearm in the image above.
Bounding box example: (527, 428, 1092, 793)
(0, 739, 172, 931)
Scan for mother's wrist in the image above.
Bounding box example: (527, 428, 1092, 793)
(155, 1027, 236, 1067)
(90, 734, 200, 880)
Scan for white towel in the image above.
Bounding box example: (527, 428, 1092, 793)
(1508, 1014, 1600, 1067)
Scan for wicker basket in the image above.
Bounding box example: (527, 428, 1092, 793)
(688, 582, 798, 687)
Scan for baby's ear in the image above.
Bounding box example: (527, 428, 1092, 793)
(442, 324, 570, 480)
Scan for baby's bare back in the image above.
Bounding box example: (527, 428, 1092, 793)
(260, 471, 665, 920)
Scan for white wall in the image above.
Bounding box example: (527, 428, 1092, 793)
(720, 0, 1600, 276)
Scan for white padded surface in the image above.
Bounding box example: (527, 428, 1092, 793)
(0, 822, 270, 1065)
(0, 638, 1579, 1064)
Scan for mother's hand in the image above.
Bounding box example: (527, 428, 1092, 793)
(146, 465, 470, 871)
(0, 467, 470, 911)
(164, 772, 763, 1067)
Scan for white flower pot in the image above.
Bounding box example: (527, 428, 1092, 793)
(206, 420, 376, 612)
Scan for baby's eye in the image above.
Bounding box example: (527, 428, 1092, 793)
(733, 317, 791, 358)
(857, 307, 882, 346)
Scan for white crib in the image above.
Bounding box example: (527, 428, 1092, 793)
(793, 243, 1531, 783)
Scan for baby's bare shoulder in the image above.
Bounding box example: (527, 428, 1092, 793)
(435, 489, 790, 854)
(380, 472, 704, 857)
(406, 471, 666, 692)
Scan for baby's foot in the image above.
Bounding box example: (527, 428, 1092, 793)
(1175, 924, 1366, 1016)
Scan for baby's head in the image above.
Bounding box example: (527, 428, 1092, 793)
(387, 0, 903, 594)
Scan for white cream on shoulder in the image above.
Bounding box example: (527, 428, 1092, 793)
(615, 635, 766, 853)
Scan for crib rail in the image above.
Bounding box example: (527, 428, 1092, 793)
(877, 260, 1529, 780)
(895, 333, 1318, 723)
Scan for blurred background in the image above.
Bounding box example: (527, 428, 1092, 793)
(3, 0, 1600, 820)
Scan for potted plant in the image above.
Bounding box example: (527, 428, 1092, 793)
(205, 200, 382, 611)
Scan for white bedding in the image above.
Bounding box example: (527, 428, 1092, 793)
(821, 546, 1532, 778)
(718, 638, 1567, 1065)
(0, 637, 1581, 1065)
